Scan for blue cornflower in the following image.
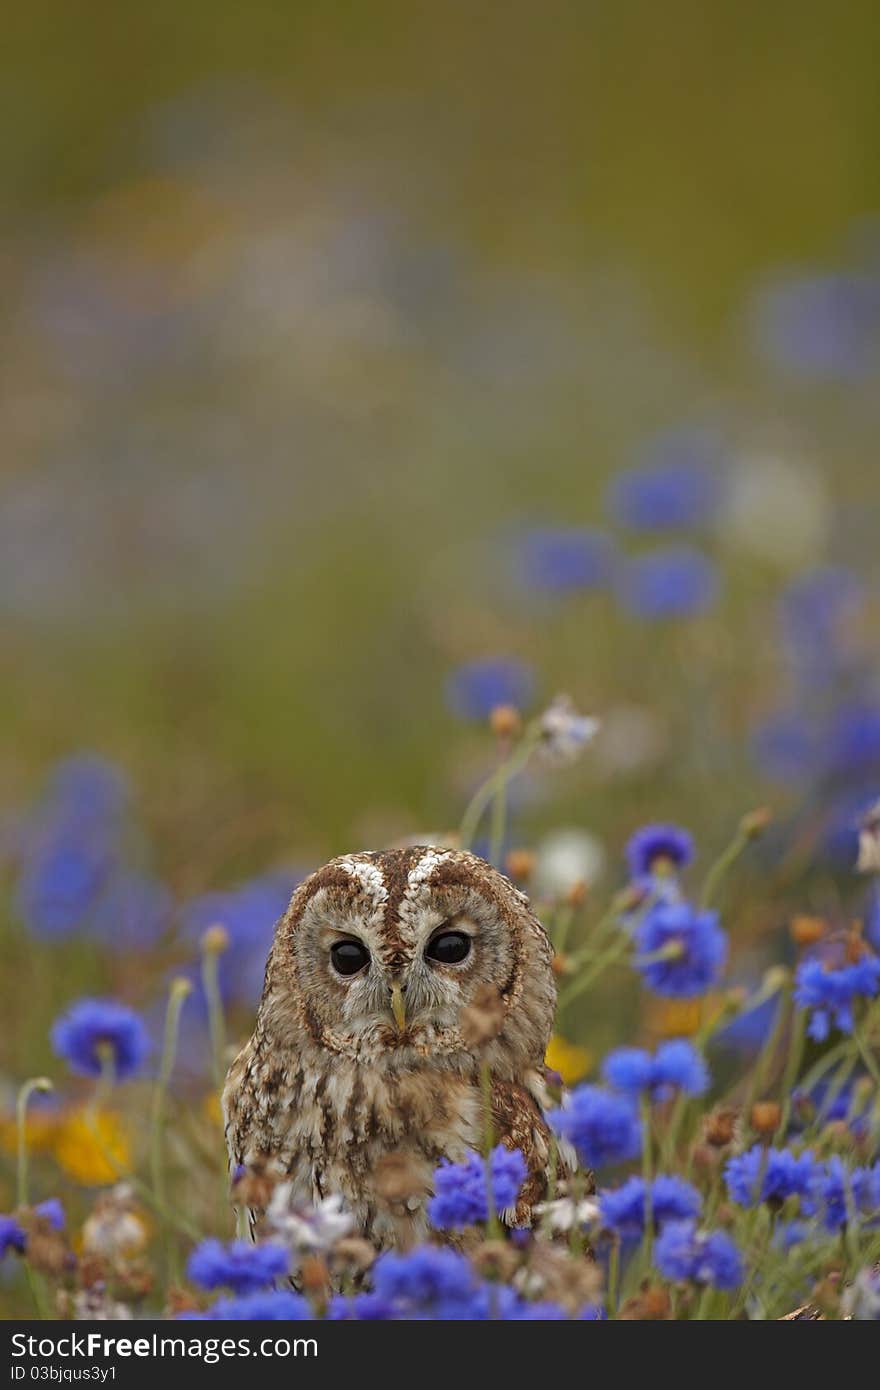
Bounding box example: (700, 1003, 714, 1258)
(779, 567, 864, 663)
(44, 755, 129, 827)
(617, 546, 719, 621)
(751, 711, 816, 785)
(90, 872, 173, 952)
(445, 658, 536, 720)
(794, 954, 880, 1041)
(654, 1220, 743, 1290)
(372, 1247, 475, 1314)
(186, 1239, 289, 1295)
(791, 1074, 871, 1137)
(599, 1176, 701, 1239)
(50, 998, 151, 1080)
(607, 429, 724, 533)
(633, 901, 727, 997)
(428, 1145, 527, 1229)
(725, 1145, 819, 1208)
(198, 1291, 311, 1320)
(0, 1215, 26, 1259)
(327, 1293, 397, 1321)
(34, 1199, 64, 1231)
(805, 1159, 880, 1231)
(182, 868, 305, 1007)
(16, 835, 115, 940)
(806, 1157, 863, 1230)
(516, 526, 615, 593)
(602, 1040, 709, 1102)
(625, 824, 694, 879)
(825, 703, 880, 779)
(547, 1085, 642, 1169)
(503, 1298, 570, 1320)
(750, 270, 880, 382)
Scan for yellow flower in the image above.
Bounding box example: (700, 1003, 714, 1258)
(0, 1111, 59, 1157)
(647, 997, 704, 1039)
(202, 1092, 223, 1127)
(53, 1110, 131, 1186)
(545, 1035, 592, 1085)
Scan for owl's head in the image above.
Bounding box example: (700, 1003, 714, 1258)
(257, 847, 556, 1072)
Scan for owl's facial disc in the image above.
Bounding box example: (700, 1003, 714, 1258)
(288, 865, 525, 1058)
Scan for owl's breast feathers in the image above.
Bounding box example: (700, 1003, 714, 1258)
(223, 1041, 574, 1246)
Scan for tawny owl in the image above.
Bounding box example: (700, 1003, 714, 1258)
(223, 846, 565, 1249)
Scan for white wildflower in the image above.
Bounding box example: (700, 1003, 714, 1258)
(856, 801, 880, 873)
(538, 696, 599, 766)
(532, 1195, 600, 1234)
(263, 1186, 354, 1256)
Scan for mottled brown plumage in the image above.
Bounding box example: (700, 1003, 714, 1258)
(223, 846, 567, 1248)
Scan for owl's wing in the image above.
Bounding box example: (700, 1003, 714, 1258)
(490, 1075, 585, 1227)
(491, 1080, 544, 1225)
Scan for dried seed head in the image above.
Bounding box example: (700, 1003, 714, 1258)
(620, 1284, 671, 1320)
(489, 704, 522, 740)
(201, 923, 230, 955)
(471, 1240, 521, 1283)
(371, 1151, 429, 1204)
(505, 849, 536, 882)
(740, 807, 772, 839)
(299, 1254, 330, 1296)
(790, 915, 826, 947)
(703, 1106, 738, 1148)
(750, 1101, 781, 1136)
(565, 879, 588, 909)
(329, 1237, 376, 1275)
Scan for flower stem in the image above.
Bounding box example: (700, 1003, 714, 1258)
(480, 1060, 501, 1239)
(700, 828, 750, 910)
(201, 931, 229, 1100)
(459, 726, 540, 852)
(773, 1007, 808, 1144)
(150, 978, 191, 1280)
(16, 1077, 53, 1209)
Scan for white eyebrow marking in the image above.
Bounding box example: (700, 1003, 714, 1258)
(336, 855, 389, 916)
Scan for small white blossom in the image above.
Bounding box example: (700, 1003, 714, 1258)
(856, 801, 880, 873)
(263, 1186, 354, 1256)
(538, 696, 600, 766)
(532, 1195, 600, 1234)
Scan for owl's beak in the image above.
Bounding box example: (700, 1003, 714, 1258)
(390, 981, 407, 1032)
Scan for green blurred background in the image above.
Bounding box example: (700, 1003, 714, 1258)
(3, 1, 880, 1054)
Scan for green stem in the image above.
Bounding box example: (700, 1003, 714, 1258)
(773, 1008, 808, 1143)
(488, 771, 507, 869)
(853, 1019, 880, 1090)
(150, 979, 190, 1279)
(744, 984, 790, 1118)
(202, 940, 228, 1100)
(557, 930, 632, 1011)
(458, 727, 541, 852)
(700, 828, 750, 910)
(480, 1060, 501, 1239)
(16, 1077, 53, 1209)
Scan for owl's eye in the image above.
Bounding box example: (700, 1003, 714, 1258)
(425, 929, 471, 965)
(330, 939, 370, 977)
